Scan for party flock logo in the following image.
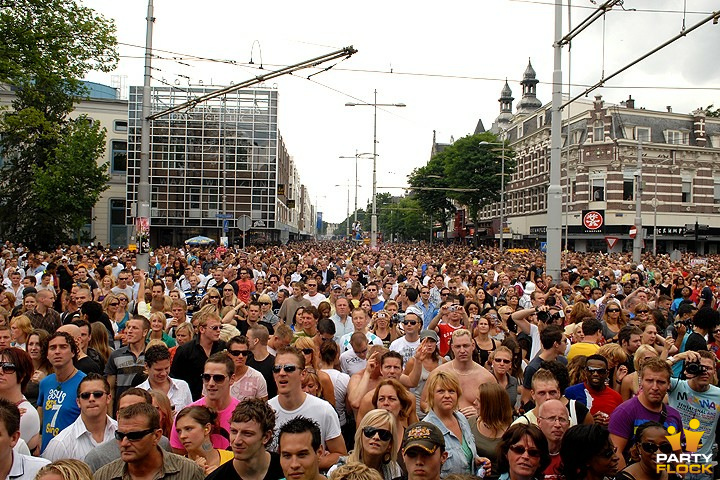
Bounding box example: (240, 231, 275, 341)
(656, 419, 713, 475)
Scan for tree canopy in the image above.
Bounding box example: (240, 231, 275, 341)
(0, 0, 118, 248)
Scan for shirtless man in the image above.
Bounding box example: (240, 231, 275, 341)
(421, 329, 496, 417)
(347, 345, 387, 414)
(355, 341, 433, 420)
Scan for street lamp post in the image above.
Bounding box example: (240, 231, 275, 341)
(478, 140, 507, 252)
(339, 152, 373, 229)
(346, 90, 405, 248)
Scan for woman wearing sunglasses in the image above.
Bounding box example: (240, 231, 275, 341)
(488, 346, 519, 409)
(616, 422, 671, 480)
(328, 409, 402, 480)
(175, 405, 233, 475)
(496, 423, 550, 480)
(560, 424, 620, 480)
(0, 347, 41, 454)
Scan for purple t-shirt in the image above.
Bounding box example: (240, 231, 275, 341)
(170, 396, 240, 451)
(608, 396, 682, 456)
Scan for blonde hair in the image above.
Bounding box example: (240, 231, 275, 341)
(10, 314, 32, 337)
(425, 370, 462, 411)
(294, 337, 319, 370)
(36, 459, 93, 480)
(598, 343, 628, 367)
(633, 344, 658, 372)
(348, 409, 398, 464)
(451, 328, 472, 341)
(330, 463, 384, 480)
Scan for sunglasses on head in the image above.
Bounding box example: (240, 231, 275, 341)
(640, 442, 673, 455)
(201, 373, 227, 383)
(228, 349, 250, 357)
(509, 445, 541, 457)
(272, 364, 298, 374)
(115, 428, 156, 442)
(362, 426, 393, 442)
(79, 390, 105, 400)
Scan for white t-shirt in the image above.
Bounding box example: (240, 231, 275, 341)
(339, 350, 367, 376)
(339, 331, 383, 353)
(322, 368, 350, 426)
(303, 293, 327, 308)
(229, 367, 268, 401)
(18, 399, 40, 446)
(268, 393, 342, 451)
(389, 336, 420, 366)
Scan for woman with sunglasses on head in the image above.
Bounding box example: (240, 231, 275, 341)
(496, 423, 550, 480)
(561, 424, 620, 480)
(0, 347, 41, 454)
(328, 409, 402, 480)
(616, 422, 671, 480)
(293, 336, 336, 406)
(175, 405, 233, 475)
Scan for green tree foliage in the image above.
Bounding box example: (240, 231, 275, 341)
(0, 0, 118, 248)
(705, 105, 720, 118)
(408, 155, 456, 241)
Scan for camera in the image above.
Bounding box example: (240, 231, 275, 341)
(537, 310, 561, 324)
(391, 313, 405, 324)
(684, 361, 708, 376)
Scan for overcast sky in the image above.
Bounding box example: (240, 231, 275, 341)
(83, 0, 720, 223)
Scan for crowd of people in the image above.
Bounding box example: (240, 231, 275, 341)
(0, 240, 718, 480)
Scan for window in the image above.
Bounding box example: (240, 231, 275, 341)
(635, 127, 650, 142)
(571, 130, 582, 145)
(666, 130, 688, 145)
(682, 177, 692, 203)
(714, 182, 720, 204)
(109, 199, 127, 248)
(590, 174, 605, 201)
(623, 169, 635, 201)
(114, 120, 128, 132)
(111, 141, 127, 173)
(593, 121, 604, 142)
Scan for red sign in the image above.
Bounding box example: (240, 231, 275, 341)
(605, 236, 619, 249)
(583, 210, 604, 230)
(629, 226, 637, 239)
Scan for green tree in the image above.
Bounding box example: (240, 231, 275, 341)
(441, 132, 515, 246)
(408, 155, 456, 242)
(0, 0, 118, 248)
(705, 105, 720, 118)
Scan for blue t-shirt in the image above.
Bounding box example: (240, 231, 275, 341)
(38, 370, 86, 453)
(668, 378, 720, 456)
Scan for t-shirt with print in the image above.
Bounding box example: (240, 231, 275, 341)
(229, 366, 268, 401)
(668, 378, 720, 456)
(339, 349, 366, 376)
(170, 396, 240, 451)
(437, 323, 464, 357)
(339, 331, 383, 353)
(38, 369, 86, 453)
(389, 336, 420, 366)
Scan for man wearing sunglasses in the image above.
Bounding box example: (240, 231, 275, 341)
(564, 355, 622, 426)
(42, 373, 117, 461)
(268, 346, 346, 470)
(227, 335, 268, 402)
(667, 349, 720, 479)
(95, 402, 203, 480)
(170, 312, 226, 401)
(390, 310, 423, 365)
(170, 352, 239, 454)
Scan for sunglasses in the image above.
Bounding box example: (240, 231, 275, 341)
(228, 350, 250, 357)
(713, 329, 720, 334)
(205, 325, 221, 331)
(586, 367, 608, 375)
(260, 302, 271, 305)
(0, 362, 17, 374)
(109, 302, 119, 306)
(115, 428, 156, 442)
(208, 296, 220, 299)
(494, 358, 512, 364)
(607, 309, 620, 313)
(640, 442, 673, 455)
(599, 445, 618, 459)
(362, 426, 393, 442)
(509, 445, 541, 457)
(201, 373, 227, 383)
(636, 310, 649, 314)
(301, 348, 314, 355)
(403, 320, 419, 326)
(119, 298, 128, 302)
(79, 390, 105, 400)
(272, 364, 298, 374)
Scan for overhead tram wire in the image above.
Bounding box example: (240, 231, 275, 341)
(507, 0, 713, 15)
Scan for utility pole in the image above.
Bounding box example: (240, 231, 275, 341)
(633, 141, 643, 263)
(137, 0, 154, 271)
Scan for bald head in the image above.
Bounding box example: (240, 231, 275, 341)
(58, 324, 81, 338)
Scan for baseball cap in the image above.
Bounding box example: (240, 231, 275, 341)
(402, 421, 445, 454)
(419, 330, 439, 342)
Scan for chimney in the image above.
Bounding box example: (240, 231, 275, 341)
(693, 108, 707, 147)
(626, 95, 635, 109)
(667, 106, 672, 113)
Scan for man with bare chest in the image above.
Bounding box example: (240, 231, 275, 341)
(421, 329, 496, 417)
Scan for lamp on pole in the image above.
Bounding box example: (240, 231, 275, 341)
(478, 140, 508, 252)
(339, 152, 374, 228)
(346, 90, 406, 248)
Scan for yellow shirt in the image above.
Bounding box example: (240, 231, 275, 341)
(567, 342, 600, 361)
